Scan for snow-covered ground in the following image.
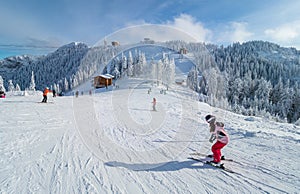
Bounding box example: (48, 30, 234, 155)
(0, 78, 299, 193)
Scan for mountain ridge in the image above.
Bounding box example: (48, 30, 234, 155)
(0, 40, 299, 123)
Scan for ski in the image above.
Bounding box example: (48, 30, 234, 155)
(190, 153, 234, 162)
(37, 101, 54, 104)
(188, 157, 235, 173)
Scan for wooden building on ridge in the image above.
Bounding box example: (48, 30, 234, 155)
(94, 74, 114, 88)
(179, 48, 188, 54)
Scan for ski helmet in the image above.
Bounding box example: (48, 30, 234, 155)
(205, 114, 215, 123)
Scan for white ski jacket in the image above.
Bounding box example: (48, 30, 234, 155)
(212, 122, 229, 144)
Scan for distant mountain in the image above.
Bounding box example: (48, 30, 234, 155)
(240, 41, 300, 62)
(13, 42, 89, 91)
(2, 40, 298, 91)
(0, 55, 36, 79)
(210, 41, 300, 83)
(204, 41, 300, 123)
(0, 40, 299, 123)
(0, 42, 118, 91)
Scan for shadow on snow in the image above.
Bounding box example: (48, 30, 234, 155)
(105, 160, 217, 172)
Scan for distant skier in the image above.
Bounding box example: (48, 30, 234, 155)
(52, 89, 56, 97)
(42, 87, 52, 103)
(152, 97, 157, 111)
(0, 91, 5, 98)
(205, 114, 229, 166)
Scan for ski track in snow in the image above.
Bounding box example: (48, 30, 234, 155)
(0, 79, 299, 193)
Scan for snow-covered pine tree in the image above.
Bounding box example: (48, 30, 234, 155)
(187, 66, 199, 91)
(110, 57, 121, 78)
(121, 52, 127, 74)
(127, 51, 133, 77)
(290, 82, 300, 123)
(15, 84, 21, 92)
(102, 66, 108, 74)
(161, 53, 169, 84)
(14, 83, 22, 96)
(54, 84, 61, 94)
(156, 60, 163, 85)
(69, 77, 73, 90)
(167, 57, 175, 85)
(71, 75, 79, 89)
(150, 58, 156, 81)
(141, 52, 147, 75)
(112, 66, 121, 79)
(0, 75, 6, 92)
(29, 71, 36, 91)
(64, 78, 69, 91)
(133, 51, 146, 77)
(8, 80, 15, 92)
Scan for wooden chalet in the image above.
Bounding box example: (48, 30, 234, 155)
(179, 48, 187, 54)
(175, 79, 185, 85)
(94, 74, 114, 88)
(111, 41, 120, 46)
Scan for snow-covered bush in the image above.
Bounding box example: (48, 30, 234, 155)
(8, 80, 15, 92)
(0, 75, 6, 92)
(295, 118, 300, 126)
(29, 71, 36, 91)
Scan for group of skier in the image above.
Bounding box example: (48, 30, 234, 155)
(41, 86, 229, 167)
(41, 87, 56, 103)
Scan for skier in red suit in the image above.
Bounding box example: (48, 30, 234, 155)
(205, 114, 229, 166)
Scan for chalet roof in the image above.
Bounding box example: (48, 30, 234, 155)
(97, 74, 114, 79)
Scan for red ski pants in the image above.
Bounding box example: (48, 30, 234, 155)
(212, 141, 226, 163)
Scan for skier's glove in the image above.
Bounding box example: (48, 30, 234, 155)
(209, 134, 216, 143)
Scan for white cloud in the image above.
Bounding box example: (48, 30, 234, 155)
(100, 14, 211, 45)
(264, 21, 300, 42)
(97, 24, 199, 46)
(166, 14, 212, 42)
(98, 14, 300, 50)
(230, 22, 253, 42)
(216, 22, 253, 44)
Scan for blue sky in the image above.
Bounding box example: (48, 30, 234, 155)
(1, 0, 300, 54)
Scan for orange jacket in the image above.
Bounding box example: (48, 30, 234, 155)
(43, 88, 51, 96)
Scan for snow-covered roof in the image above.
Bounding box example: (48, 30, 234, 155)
(97, 74, 114, 79)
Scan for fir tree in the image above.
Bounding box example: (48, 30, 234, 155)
(29, 71, 36, 91)
(8, 80, 15, 92)
(0, 76, 6, 92)
(15, 84, 21, 91)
